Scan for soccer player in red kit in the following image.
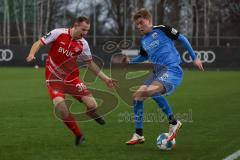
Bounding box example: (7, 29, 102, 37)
(26, 17, 117, 146)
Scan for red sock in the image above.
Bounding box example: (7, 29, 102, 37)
(63, 114, 82, 136)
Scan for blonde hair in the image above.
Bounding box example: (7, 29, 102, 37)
(133, 8, 152, 21)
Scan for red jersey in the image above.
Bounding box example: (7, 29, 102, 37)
(41, 28, 92, 82)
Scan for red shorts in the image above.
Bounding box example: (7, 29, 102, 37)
(45, 64, 91, 101)
(46, 78, 91, 101)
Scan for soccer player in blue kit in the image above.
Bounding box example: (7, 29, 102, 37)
(125, 9, 204, 145)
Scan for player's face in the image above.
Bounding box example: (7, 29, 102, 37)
(73, 22, 90, 39)
(135, 18, 152, 35)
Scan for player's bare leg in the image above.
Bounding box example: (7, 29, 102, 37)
(81, 95, 105, 125)
(53, 97, 70, 119)
(133, 81, 166, 100)
(53, 96, 85, 146)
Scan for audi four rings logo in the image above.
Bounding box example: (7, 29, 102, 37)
(182, 50, 216, 63)
(0, 49, 13, 61)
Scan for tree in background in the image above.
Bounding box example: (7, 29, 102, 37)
(0, 0, 239, 46)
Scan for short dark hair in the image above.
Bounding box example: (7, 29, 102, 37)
(133, 8, 152, 21)
(75, 16, 90, 24)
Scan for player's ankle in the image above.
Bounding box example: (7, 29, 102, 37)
(136, 128, 143, 136)
(94, 117, 105, 125)
(168, 115, 177, 125)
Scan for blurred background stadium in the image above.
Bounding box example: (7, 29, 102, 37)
(0, 0, 240, 160)
(0, 0, 240, 67)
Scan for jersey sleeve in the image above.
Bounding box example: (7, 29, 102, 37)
(154, 25, 180, 40)
(77, 39, 92, 62)
(130, 55, 148, 64)
(40, 29, 62, 45)
(178, 34, 197, 60)
(139, 46, 148, 57)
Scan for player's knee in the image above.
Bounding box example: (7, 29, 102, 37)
(87, 103, 97, 110)
(133, 92, 145, 101)
(53, 97, 65, 106)
(81, 95, 97, 110)
(84, 99, 97, 110)
(53, 97, 69, 119)
(132, 92, 138, 99)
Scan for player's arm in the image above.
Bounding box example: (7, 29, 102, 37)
(123, 47, 148, 64)
(86, 61, 118, 90)
(177, 34, 204, 71)
(155, 25, 204, 71)
(130, 47, 148, 64)
(130, 55, 148, 64)
(26, 29, 59, 63)
(80, 39, 118, 89)
(26, 40, 44, 62)
(177, 35, 196, 60)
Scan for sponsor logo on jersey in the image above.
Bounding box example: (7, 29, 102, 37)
(145, 40, 160, 51)
(152, 32, 158, 39)
(58, 47, 74, 57)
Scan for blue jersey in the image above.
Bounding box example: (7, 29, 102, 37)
(130, 25, 197, 94)
(139, 25, 181, 67)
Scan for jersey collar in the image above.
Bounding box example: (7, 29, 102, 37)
(143, 28, 154, 38)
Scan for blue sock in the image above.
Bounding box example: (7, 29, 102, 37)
(133, 100, 144, 132)
(152, 93, 173, 117)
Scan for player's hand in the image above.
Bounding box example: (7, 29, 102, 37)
(26, 54, 36, 62)
(121, 55, 130, 63)
(193, 58, 204, 71)
(105, 78, 119, 90)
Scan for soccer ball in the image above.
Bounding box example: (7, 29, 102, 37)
(156, 133, 176, 150)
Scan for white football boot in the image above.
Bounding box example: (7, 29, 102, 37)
(126, 133, 145, 145)
(167, 120, 182, 142)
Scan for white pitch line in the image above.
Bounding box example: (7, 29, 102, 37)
(223, 150, 240, 160)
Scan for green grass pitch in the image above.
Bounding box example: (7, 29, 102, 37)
(0, 67, 239, 160)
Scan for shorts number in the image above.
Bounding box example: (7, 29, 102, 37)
(76, 83, 87, 91)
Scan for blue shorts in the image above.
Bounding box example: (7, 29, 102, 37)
(144, 65, 183, 95)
